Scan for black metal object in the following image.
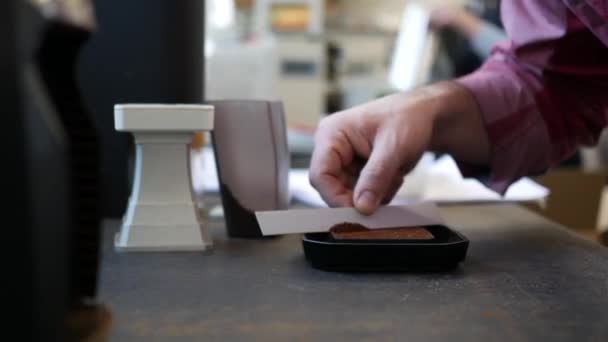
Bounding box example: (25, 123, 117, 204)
(3, 1, 101, 340)
(302, 225, 469, 272)
(36, 16, 102, 302)
(78, 0, 205, 218)
(4, 1, 206, 339)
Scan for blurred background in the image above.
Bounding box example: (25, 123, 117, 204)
(7, 0, 608, 341)
(204, 0, 493, 168)
(204, 0, 608, 245)
(206, 0, 469, 129)
(7, 0, 606, 340)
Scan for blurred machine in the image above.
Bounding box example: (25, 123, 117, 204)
(254, 0, 323, 35)
(254, 0, 327, 128)
(205, 0, 279, 104)
(6, 0, 206, 339)
(4, 1, 104, 340)
(329, 31, 394, 109)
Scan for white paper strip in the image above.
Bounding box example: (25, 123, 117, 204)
(255, 202, 444, 236)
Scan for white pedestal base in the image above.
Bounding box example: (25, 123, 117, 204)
(115, 224, 210, 252)
(114, 104, 214, 252)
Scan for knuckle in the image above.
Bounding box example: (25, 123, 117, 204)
(308, 170, 320, 188)
(317, 116, 332, 130)
(364, 164, 388, 182)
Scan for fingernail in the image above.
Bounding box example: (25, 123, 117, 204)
(356, 191, 378, 214)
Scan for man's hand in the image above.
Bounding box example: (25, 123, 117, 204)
(310, 89, 436, 214)
(309, 82, 491, 215)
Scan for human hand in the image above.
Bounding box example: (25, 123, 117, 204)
(309, 82, 490, 215)
(310, 89, 439, 215)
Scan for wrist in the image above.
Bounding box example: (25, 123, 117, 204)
(385, 81, 468, 153)
(428, 81, 491, 164)
(421, 81, 464, 128)
(426, 81, 477, 153)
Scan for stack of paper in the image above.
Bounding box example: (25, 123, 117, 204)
(289, 153, 549, 207)
(193, 148, 549, 208)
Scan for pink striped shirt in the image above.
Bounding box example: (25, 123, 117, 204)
(457, 0, 608, 193)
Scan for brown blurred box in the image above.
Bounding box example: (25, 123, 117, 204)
(523, 168, 606, 230)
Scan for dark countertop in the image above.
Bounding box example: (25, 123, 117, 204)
(99, 203, 608, 341)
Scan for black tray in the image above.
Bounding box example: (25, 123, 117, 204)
(302, 225, 469, 272)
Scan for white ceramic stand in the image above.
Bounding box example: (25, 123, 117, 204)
(114, 104, 214, 252)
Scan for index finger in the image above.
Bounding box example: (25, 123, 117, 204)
(309, 151, 354, 207)
(309, 130, 355, 207)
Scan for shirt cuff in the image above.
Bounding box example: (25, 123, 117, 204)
(455, 59, 553, 194)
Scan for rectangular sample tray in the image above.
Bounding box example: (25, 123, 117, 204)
(302, 225, 469, 272)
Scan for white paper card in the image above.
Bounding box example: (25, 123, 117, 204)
(255, 202, 444, 236)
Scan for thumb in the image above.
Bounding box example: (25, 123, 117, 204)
(353, 131, 404, 215)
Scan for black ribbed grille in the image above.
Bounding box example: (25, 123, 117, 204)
(36, 22, 101, 300)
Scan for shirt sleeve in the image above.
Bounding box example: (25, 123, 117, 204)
(455, 10, 608, 194)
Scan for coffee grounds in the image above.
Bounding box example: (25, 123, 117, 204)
(330, 222, 434, 240)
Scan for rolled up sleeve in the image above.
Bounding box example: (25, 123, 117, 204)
(456, 56, 555, 193)
(455, 19, 608, 194)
